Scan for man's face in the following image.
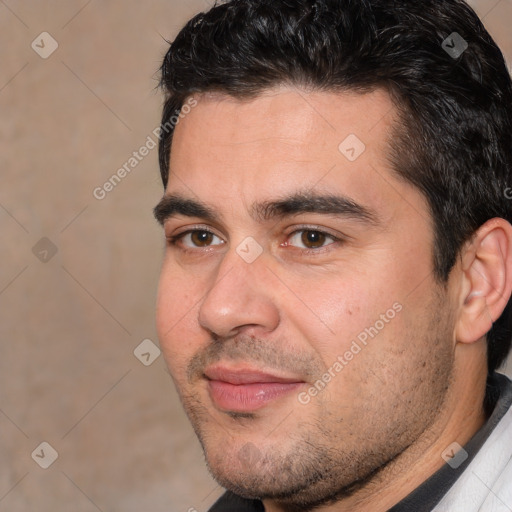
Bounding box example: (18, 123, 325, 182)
(156, 88, 457, 507)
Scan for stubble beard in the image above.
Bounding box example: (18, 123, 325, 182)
(175, 296, 455, 511)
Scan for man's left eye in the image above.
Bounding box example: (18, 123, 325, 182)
(286, 230, 338, 250)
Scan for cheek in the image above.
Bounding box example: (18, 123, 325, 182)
(156, 262, 204, 374)
(283, 268, 414, 404)
(287, 274, 392, 357)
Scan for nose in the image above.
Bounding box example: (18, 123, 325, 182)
(198, 247, 280, 339)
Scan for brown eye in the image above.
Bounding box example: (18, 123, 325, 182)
(168, 229, 224, 250)
(287, 229, 337, 250)
(190, 231, 215, 247)
(301, 231, 327, 249)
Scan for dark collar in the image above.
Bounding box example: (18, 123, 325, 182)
(388, 371, 512, 512)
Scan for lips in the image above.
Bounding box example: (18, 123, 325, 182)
(204, 366, 302, 385)
(204, 365, 304, 412)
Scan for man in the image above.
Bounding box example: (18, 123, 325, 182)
(153, 0, 512, 510)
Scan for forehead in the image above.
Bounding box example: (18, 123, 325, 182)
(172, 86, 396, 159)
(166, 86, 427, 226)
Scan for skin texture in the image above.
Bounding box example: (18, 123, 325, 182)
(155, 87, 512, 511)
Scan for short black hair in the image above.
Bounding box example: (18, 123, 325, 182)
(157, 0, 512, 379)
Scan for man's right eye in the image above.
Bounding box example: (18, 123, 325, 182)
(167, 229, 225, 250)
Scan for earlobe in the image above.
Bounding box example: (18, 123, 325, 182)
(455, 218, 512, 344)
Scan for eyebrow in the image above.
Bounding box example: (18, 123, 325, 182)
(153, 190, 380, 227)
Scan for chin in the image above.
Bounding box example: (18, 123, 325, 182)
(202, 439, 378, 512)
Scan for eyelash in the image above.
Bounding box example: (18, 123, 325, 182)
(166, 226, 342, 255)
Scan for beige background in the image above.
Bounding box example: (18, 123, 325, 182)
(0, 1, 511, 510)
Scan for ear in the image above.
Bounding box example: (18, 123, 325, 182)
(456, 218, 512, 344)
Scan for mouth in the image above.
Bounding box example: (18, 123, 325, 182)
(204, 365, 305, 413)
